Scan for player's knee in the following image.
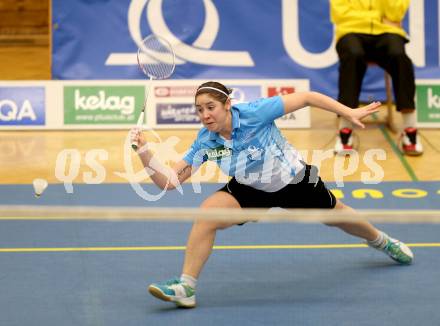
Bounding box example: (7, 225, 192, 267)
(324, 222, 341, 227)
(193, 220, 232, 232)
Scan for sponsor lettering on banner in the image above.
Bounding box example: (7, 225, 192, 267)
(416, 85, 440, 125)
(155, 85, 263, 125)
(155, 86, 197, 98)
(52, 0, 432, 104)
(267, 87, 295, 97)
(154, 85, 261, 102)
(268, 86, 297, 123)
(0, 87, 45, 125)
(64, 86, 144, 124)
(156, 103, 200, 124)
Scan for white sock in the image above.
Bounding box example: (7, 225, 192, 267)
(402, 111, 417, 129)
(367, 231, 386, 248)
(180, 274, 197, 289)
(338, 117, 353, 130)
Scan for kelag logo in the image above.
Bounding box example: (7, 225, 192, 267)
(64, 86, 144, 124)
(156, 104, 200, 124)
(0, 87, 45, 125)
(416, 85, 440, 123)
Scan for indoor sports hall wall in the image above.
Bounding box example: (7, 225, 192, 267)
(1, 0, 440, 129)
(0, 79, 310, 130)
(51, 0, 438, 98)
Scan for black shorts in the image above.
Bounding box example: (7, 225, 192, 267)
(218, 164, 336, 209)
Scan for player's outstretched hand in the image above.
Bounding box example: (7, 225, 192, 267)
(349, 101, 381, 128)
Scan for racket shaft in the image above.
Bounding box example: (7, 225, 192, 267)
(131, 76, 153, 150)
(136, 112, 145, 126)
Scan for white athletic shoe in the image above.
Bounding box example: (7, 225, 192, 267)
(369, 234, 414, 265)
(148, 278, 196, 308)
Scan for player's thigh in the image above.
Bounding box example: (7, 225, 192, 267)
(201, 190, 241, 209)
(199, 191, 242, 229)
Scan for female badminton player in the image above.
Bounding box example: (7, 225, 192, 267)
(130, 81, 414, 308)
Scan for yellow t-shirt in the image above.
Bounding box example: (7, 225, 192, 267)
(330, 0, 410, 41)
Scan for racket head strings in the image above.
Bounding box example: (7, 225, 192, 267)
(137, 34, 176, 80)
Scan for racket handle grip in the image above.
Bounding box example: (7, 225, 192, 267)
(131, 112, 145, 151)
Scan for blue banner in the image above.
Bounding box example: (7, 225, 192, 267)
(52, 0, 440, 101)
(0, 87, 45, 125)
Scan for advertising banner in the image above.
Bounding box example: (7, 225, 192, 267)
(0, 87, 45, 126)
(151, 79, 310, 128)
(156, 103, 200, 125)
(0, 79, 312, 130)
(3, 79, 438, 129)
(416, 82, 440, 127)
(52, 0, 438, 103)
(64, 86, 144, 125)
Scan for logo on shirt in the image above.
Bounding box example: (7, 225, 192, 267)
(246, 145, 264, 160)
(205, 146, 232, 161)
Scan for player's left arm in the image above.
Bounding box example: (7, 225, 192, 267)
(280, 91, 381, 128)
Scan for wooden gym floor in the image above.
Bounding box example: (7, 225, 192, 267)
(0, 18, 439, 185)
(1, 108, 440, 185)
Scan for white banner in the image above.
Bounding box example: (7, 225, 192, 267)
(0, 79, 310, 130)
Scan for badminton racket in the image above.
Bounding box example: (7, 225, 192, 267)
(131, 34, 176, 150)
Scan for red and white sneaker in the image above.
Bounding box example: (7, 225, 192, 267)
(334, 128, 354, 155)
(399, 127, 423, 156)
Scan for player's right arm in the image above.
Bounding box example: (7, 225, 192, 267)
(130, 128, 194, 190)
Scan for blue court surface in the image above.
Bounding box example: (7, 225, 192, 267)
(1, 182, 439, 326)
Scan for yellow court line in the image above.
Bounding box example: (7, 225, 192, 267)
(0, 243, 439, 253)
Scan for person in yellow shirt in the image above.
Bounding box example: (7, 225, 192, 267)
(330, 0, 423, 156)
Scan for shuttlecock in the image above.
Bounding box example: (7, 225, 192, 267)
(33, 178, 48, 197)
